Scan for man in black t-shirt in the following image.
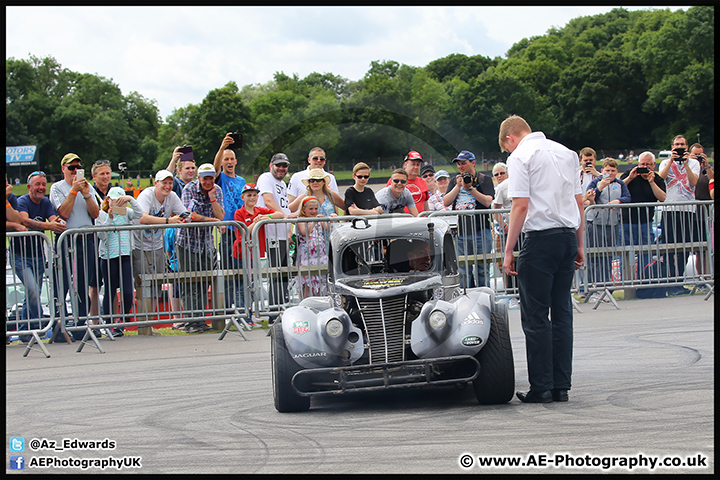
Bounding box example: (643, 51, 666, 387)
(619, 151, 666, 279)
(442, 151, 495, 288)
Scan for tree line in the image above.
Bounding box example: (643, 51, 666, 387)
(5, 6, 714, 179)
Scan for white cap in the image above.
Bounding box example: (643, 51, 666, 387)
(155, 169, 174, 182)
(197, 163, 216, 177)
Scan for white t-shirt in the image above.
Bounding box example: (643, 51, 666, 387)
(493, 180, 512, 209)
(287, 167, 340, 199)
(132, 187, 189, 251)
(256, 172, 291, 239)
(658, 158, 701, 212)
(49, 180, 98, 229)
(507, 132, 582, 233)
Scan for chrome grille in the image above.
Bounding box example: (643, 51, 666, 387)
(356, 295, 407, 364)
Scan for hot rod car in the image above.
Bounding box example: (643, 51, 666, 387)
(271, 216, 514, 412)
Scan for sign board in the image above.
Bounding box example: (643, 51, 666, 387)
(6, 145, 38, 166)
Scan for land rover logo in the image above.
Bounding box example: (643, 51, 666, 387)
(292, 321, 310, 335)
(462, 335, 482, 347)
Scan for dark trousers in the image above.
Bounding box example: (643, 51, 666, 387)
(516, 229, 578, 392)
(100, 255, 134, 318)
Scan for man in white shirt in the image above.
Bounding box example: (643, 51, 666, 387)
(257, 153, 294, 309)
(49, 153, 100, 332)
(287, 147, 344, 211)
(500, 115, 585, 404)
(657, 135, 701, 287)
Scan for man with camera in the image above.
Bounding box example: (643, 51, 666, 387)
(691, 143, 712, 283)
(657, 135, 701, 292)
(619, 151, 666, 281)
(443, 150, 495, 288)
(49, 153, 101, 337)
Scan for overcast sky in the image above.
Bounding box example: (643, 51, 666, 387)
(6, 6, 686, 120)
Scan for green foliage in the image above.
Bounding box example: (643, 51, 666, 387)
(6, 6, 714, 178)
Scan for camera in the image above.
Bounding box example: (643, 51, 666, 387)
(229, 132, 243, 149)
(178, 145, 194, 162)
(585, 161, 592, 168)
(462, 173, 472, 184)
(673, 147, 686, 163)
(636, 167, 650, 174)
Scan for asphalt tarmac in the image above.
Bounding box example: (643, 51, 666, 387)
(6, 294, 714, 474)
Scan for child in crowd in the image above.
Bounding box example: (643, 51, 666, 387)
(344, 162, 384, 216)
(233, 183, 286, 261)
(295, 197, 329, 298)
(96, 186, 144, 336)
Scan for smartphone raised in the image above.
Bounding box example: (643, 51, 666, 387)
(229, 132, 243, 149)
(178, 145, 194, 162)
(75, 168, 85, 180)
(112, 205, 127, 215)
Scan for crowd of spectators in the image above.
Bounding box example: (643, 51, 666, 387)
(5, 135, 714, 342)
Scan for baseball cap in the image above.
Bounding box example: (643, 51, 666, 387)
(197, 163, 216, 177)
(405, 151, 423, 161)
(61, 153, 81, 166)
(242, 183, 260, 194)
(434, 169, 450, 181)
(271, 153, 290, 165)
(154, 169, 174, 182)
(420, 164, 435, 176)
(108, 186, 126, 199)
(453, 150, 476, 162)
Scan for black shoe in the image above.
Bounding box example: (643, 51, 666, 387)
(111, 328, 124, 338)
(516, 390, 552, 403)
(552, 389, 569, 402)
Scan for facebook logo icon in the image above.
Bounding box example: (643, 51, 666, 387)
(10, 455, 25, 470)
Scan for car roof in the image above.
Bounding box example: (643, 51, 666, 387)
(330, 216, 450, 247)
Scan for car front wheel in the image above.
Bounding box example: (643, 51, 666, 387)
(271, 320, 311, 412)
(473, 302, 515, 404)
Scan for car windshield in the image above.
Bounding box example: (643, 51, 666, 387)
(340, 238, 433, 276)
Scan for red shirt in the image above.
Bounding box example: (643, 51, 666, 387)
(386, 176, 429, 213)
(233, 205, 275, 259)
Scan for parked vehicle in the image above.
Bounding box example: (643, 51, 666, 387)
(271, 216, 515, 412)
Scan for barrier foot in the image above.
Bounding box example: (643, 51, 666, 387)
(22, 331, 51, 358)
(76, 328, 105, 354)
(218, 312, 249, 341)
(592, 288, 620, 310)
(703, 284, 714, 301)
(571, 296, 583, 314)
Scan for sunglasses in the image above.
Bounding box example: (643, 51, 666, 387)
(27, 171, 46, 183)
(274, 163, 289, 168)
(355, 175, 369, 179)
(65, 164, 83, 171)
(392, 178, 408, 184)
(93, 159, 111, 167)
(422, 173, 434, 179)
(311, 156, 326, 161)
(494, 171, 506, 177)
(308, 178, 324, 183)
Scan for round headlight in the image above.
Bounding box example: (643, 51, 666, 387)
(326, 318, 344, 337)
(429, 310, 447, 329)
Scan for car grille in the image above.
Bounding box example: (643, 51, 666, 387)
(356, 295, 408, 364)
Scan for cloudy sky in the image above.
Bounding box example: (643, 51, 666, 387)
(6, 6, 685, 120)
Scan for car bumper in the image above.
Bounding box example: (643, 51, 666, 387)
(292, 354, 480, 397)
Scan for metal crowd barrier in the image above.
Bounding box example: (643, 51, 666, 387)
(6, 230, 57, 357)
(6, 200, 714, 357)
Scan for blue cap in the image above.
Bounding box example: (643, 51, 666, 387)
(453, 150, 476, 162)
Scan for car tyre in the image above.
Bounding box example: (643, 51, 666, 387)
(473, 302, 515, 404)
(271, 320, 311, 412)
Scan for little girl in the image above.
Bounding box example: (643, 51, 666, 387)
(96, 186, 143, 336)
(295, 197, 329, 298)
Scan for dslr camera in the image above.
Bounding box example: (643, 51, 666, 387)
(673, 147, 686, 164)
(462, 173, 473, 184)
